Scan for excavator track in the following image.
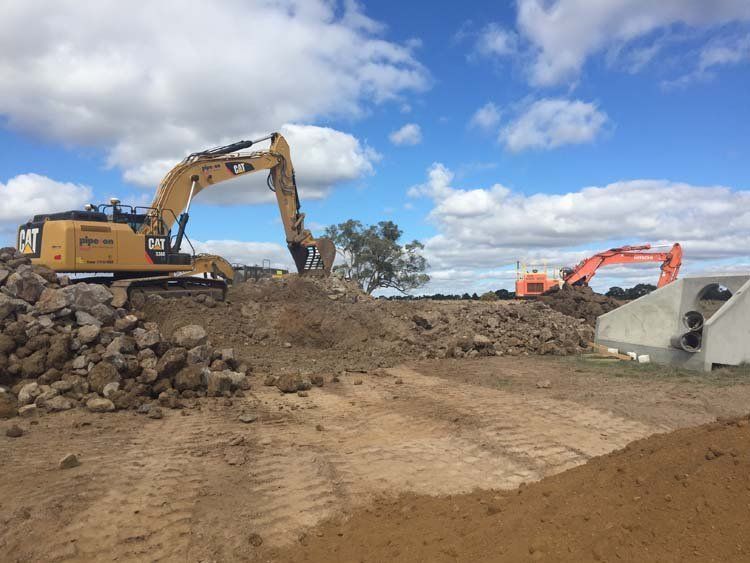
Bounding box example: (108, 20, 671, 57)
(107, 276, 227, 309)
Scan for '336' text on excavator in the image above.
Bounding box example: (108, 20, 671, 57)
(17, 133, 335, 306)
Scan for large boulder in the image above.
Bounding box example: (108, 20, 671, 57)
(20, 350, 47, 378)
(89, 303, 115, 326)
(17, 382, 41, 405)
(86, 396, 116, 413)
(174, 366, 204, 391)
(0, 294, 31, 320)
(156, 347, 187, 378)
(75, 311, 102, 327)
(62, 283, 113, 312)
(4, 271, 47, 303)
(106, 335, 137, 355)
(88, 362, 120, 394)
(46, 335, 70, 369)
(171, 325, 207, 349)
(114, 315, 139, 332)
(44, 395, 75, 412)
(133, 328, 161, 350)
(187, 344, 211, 365)
(275, 373, 307, 394)
(35, 288, 68, 314)
(77, 324, 101, 345)
(206, 371, 234, 396)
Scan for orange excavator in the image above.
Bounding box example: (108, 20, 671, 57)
(516, 243, 683, 297)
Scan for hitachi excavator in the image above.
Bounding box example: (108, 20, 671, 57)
(16, 133, 335, 306)
(515, 243, 683, 297)
(561, 243, 683, 288)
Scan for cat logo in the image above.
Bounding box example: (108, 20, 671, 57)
(226, 162, 254, 175)
(145, 235, 169, 264)
(18, 226, 42, 257)
(147, 237, 166, 251)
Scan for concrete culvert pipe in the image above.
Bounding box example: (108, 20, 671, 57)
(682, 310, 704, 331)
(670, 331, 702, 353)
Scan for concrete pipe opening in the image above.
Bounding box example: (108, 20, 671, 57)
(670, 331, 702, 353)
(682, 310, 704, 331)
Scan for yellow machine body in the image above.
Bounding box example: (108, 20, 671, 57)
(19, 217, 187, 274)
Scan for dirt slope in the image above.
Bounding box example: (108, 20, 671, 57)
(539, 285, 622, 326)
(273, 414, 750, 563)
(143, 276, 595, 376)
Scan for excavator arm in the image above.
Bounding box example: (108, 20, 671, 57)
(141, 133, 334, 275)
(563, 243, 682, 288)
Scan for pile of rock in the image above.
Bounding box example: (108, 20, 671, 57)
(538, 285, 621, 326)
(410, 300, 594, 359)
(0, 248, 250, 419)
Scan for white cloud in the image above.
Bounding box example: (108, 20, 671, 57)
(475, 23, 518, 57)
(193, 240, 293, 270)
(506, 0, 750, 85)
(0, 1, 427, 186)
(181, 124, 380, 206)
(500, 99, 608, 152)
(1, 174, 92, 237)
(389, 123, 423, 146)
(665, 33, 750, 87)
(469, 102, 501, 131)
(408, 163, 750, 276)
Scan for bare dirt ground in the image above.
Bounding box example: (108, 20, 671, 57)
(3, 355, 750, 562)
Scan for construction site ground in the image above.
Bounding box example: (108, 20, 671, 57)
(3, 352, 750, 562)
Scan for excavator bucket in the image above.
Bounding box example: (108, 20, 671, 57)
(290, 238, 336, 276)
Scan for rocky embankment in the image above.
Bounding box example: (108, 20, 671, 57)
(0, 248, 250, 420)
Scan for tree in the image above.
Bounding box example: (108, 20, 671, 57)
(324, 219, 430, 295)
(606, 284, 657, 300)
(606, 286, 626, 299)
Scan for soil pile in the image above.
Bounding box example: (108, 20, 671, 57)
(0, 248, 250, 419)
(143, 276, 595, 375)
(539, 284, 621, 326)
(272, 414, 750, 562)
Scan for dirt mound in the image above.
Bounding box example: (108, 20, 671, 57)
(539, 284, 621, 326)
(0, 247, 250, 419)
(143, 276, 595, 375)
(272, 414, 750, 562)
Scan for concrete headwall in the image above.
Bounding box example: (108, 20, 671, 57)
(595, 275, 750, 371)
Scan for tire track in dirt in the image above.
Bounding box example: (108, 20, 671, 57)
(1, 366, 664, 559)
(236, 366, 660, 549)
(43, 412, 217, 562)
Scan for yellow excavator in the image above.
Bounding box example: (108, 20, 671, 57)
(17, 133, 335, 306)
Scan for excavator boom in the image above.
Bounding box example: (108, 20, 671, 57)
(142, 132, 335, 274)
(563, 243, 682, 288)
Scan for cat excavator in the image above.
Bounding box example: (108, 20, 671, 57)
(16, 133, 335, 306)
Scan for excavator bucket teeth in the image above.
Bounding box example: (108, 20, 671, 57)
(291, 239, 336, 276)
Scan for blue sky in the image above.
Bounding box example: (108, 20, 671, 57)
(1, 1, 749, 294)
